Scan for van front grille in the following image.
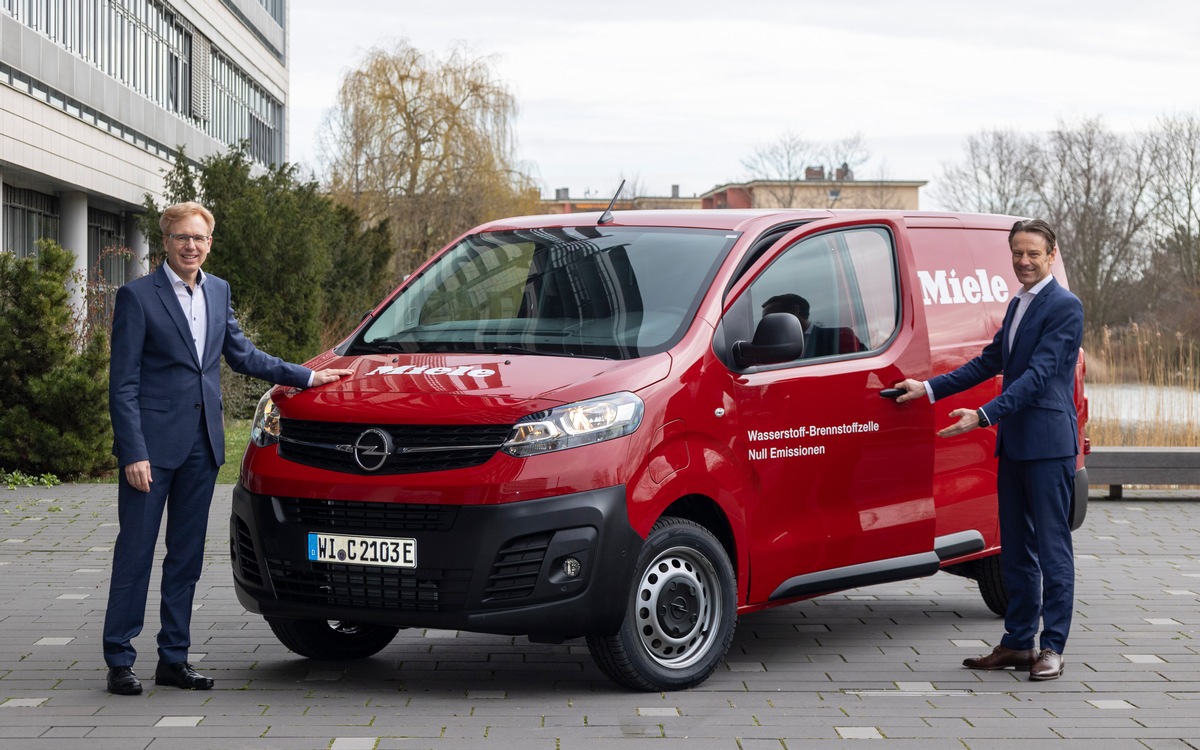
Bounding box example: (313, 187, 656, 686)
(265, 557, 472, 612)
(276, 497, 458, 533)
(277, 419, 512, 475)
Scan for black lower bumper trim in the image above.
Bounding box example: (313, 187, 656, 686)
(230, 484, 642, 638)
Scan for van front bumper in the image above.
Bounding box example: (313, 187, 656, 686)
(230, 484, 642, 638)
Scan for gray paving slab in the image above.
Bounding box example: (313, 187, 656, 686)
(1, 484, 1199, 749)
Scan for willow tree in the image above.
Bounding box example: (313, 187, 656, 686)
(319, 42, 540, 276)
(932, 129, 1039, 215)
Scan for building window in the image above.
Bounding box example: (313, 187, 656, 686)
(2, 185, 60, 259)
(3, 0, 193, 119)
(3, 0, 285, 167)
(252, 0, 285, 26)
(211, 49, 283, 165)
(88, 207, 128, 322)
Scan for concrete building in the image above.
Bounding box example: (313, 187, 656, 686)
(701, 171, 926, 211)
(540, 184, 701, 214)
(1, 0, 287, 313)
(541, 171, 926, 215)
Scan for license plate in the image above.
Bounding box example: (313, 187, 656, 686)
(307, 532, 417, 568)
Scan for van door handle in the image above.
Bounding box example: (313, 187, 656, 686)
(879, 388, 905, 399)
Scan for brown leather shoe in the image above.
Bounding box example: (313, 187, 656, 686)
(1029, 649, 1064, 680)
(963, 645, 1038, 670)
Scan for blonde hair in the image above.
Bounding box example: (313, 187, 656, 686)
(159, 201, 215, 235)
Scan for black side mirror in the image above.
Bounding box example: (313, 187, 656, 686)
(732, 313, 805, 368)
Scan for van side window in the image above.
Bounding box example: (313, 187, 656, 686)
(735, 227, 898, 363)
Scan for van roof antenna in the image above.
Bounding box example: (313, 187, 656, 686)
(597, 179, 626, 225)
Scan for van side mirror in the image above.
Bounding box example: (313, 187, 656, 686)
(732, 313, 805, 368)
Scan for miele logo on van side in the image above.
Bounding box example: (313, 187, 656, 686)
(366, 364, 497, 377)
(918, 269, 1010, 305)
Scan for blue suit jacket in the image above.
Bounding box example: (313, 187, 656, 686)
(109, 264, 312, 470)
(929, 276, 1083, 461)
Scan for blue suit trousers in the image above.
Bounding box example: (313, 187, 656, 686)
(996, 454, 1076, 654)
(102, 425, 219, 667)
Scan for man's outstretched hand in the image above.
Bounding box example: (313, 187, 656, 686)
(937, 408, 981, 438)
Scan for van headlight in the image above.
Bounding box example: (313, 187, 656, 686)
(502, 392, 644, 457)
(250, 390, 281, 447)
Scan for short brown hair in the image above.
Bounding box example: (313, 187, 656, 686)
(159, 201, 215, 235)
(1009, 218, 1056, 252)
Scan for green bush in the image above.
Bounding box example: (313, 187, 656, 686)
(0, 241, 114, 477)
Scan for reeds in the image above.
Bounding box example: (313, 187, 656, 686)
(1084, 324, 1200, 447)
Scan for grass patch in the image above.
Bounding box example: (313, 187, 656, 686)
(221, 419, 253, 484)
(84, 419, 252, 485)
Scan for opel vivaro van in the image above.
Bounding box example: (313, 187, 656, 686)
(232, 209, 1089, 690)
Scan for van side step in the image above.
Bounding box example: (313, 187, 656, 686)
(768, 530, 986, 602)
(768, 551, 941, 601)
(934, 530, 985, 561)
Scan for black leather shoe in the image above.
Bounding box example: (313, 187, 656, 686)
(963, 644, 1038, 670)
(107, 666, 142, 695)
(154, 661, 214, 690)
(1029, 648, 1065, 680)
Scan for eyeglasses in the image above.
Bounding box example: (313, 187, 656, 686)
(167, 233, 212, 245)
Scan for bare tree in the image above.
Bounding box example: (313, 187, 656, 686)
(1148, 114, 1200, 287)
(1143, 113, 1200, 334)
(741, 131, 819, 207)
(932, 129, 1039, 214)
(318, 41, 540, 275)
(742, 131, 873, 208)
(1033, 118, 1157, 330)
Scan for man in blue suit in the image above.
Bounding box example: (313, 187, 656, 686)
(896, 218, 1083, 681)
(104, 201, 352, 695)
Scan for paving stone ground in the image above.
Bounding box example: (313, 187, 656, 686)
(1, 484, 1198, 749)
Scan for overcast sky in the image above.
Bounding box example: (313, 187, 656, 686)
(287, 0, 1199, 208)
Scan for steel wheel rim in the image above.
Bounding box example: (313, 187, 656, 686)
(634, 545, 722, 670)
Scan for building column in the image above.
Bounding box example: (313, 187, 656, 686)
(60, 191, 89, 317)
(0, 171, 5, 252)
(125, 211, 150, 279)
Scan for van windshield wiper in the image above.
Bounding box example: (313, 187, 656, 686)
(361, 340, 407, 353)
(490, 345, 611, 360)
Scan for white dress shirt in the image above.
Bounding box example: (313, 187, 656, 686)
(162, 263, 207, 362)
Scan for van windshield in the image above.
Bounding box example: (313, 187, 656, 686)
(348, 226, 738, 360)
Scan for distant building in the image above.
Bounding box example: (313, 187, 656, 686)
(541, 184, 701, 214)
(541, 173, 926, 215)
(701, 173, 926, 211)
(1, 0, 288, 313)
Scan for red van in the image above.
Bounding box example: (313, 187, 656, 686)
(232, 209, 1088, 690)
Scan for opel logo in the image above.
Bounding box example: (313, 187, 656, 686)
(352, 428, 393, 472)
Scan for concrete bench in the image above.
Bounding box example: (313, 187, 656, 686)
(1086, 446, 1200, 499)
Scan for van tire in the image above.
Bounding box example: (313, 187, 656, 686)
(266, 618, 399, 660)
(975, 555, 1009, 617)
(586, 517, 737, 691)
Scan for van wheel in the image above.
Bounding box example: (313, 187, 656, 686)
(586, 517, 737, 691)
(266, 618, 399, 660)
(975, 555, 1009, 617)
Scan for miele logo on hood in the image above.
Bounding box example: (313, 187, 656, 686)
(365, 364, 497, 377)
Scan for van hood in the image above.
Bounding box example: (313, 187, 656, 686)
(275, 351, 673, 424)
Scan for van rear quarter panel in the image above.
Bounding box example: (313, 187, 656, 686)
(909, 219, 1013, 544)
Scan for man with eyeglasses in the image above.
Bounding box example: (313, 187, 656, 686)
(103, 201, 352, 695)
